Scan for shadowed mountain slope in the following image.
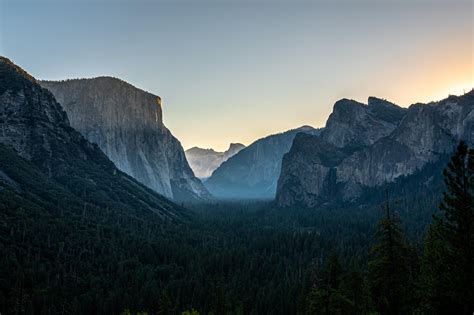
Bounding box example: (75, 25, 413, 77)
(0, 56, 186, 220)
(40, 77, 211, 202)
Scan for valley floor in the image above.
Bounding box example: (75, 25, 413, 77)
(0, 196, 439, 314)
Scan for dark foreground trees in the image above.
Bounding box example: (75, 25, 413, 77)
(419, 141, 474, 314)
(303, 252, 369, 315)
(368, 194, 417, 315)
(304, 141, 473, 315)
(0, 142, 472, 314)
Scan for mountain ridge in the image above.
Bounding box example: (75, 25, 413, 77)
(0, 56, 186, 219)
(276, 91, 474, 207)
(40, 76, 211, 202)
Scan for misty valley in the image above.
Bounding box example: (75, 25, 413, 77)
(1, 0, 474, 311)
(0, 55, 472, 315)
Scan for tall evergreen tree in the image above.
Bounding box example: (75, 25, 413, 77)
(420, 141, 474, 314)
(305, 253, 354, 315)
(418, 223, 452, 313)
(368, 193, 414, 315)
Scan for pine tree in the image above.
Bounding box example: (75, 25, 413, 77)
(418, 224, 452, 313)
(305, 252, 353, 314)
(420, 141, 474, 314)
(368, 193, 413, 315)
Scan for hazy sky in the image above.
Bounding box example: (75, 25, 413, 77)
(1, 0, 472, 151)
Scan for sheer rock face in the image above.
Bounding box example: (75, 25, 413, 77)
(185, 143, 245, 179)
(276, 134, 345, 208)
(321, 97, 407, 149)
(0, 56, 183, 219)
(40, 78, 211, 202)
(276, 93, 474, 207)
(205, 126, 320, 199)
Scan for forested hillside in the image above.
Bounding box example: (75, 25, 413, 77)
(2, 142, 471, 314)
(0, 56, 472, 315)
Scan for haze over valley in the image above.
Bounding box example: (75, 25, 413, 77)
(0, 0, 473, 314)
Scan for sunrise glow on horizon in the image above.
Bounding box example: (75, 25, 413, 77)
(1, 0, 472, 151)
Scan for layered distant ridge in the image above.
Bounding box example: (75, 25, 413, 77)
(185, 143, 245, 179)
(205, 126, 320, 199)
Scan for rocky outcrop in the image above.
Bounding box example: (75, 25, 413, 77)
(276, 134, 345, 207)
(276, 93, 474, 207)
(205, 126, 320, 199)
(320, 97, 407, 149)
(40, 78, 211, 202)
(185, 143, 245, 179)
(0, 56, 184, 219)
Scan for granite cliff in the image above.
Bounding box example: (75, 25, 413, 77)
(320, 97, 407, 149)
(276, 93, 474, 207)
(0, 56, 184, 219)
(40, 78, 211, 202)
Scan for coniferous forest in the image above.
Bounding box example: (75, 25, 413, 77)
(0, 142, 472, 314)
(2, 1, 473, 313)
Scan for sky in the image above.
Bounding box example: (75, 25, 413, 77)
(1, 0, 473, 151)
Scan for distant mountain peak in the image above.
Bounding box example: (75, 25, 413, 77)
(186, 147, 219, 157)
(227, 143, 245, 152)
(185, 143, 246, 179)
(229, 142, 245, 148)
